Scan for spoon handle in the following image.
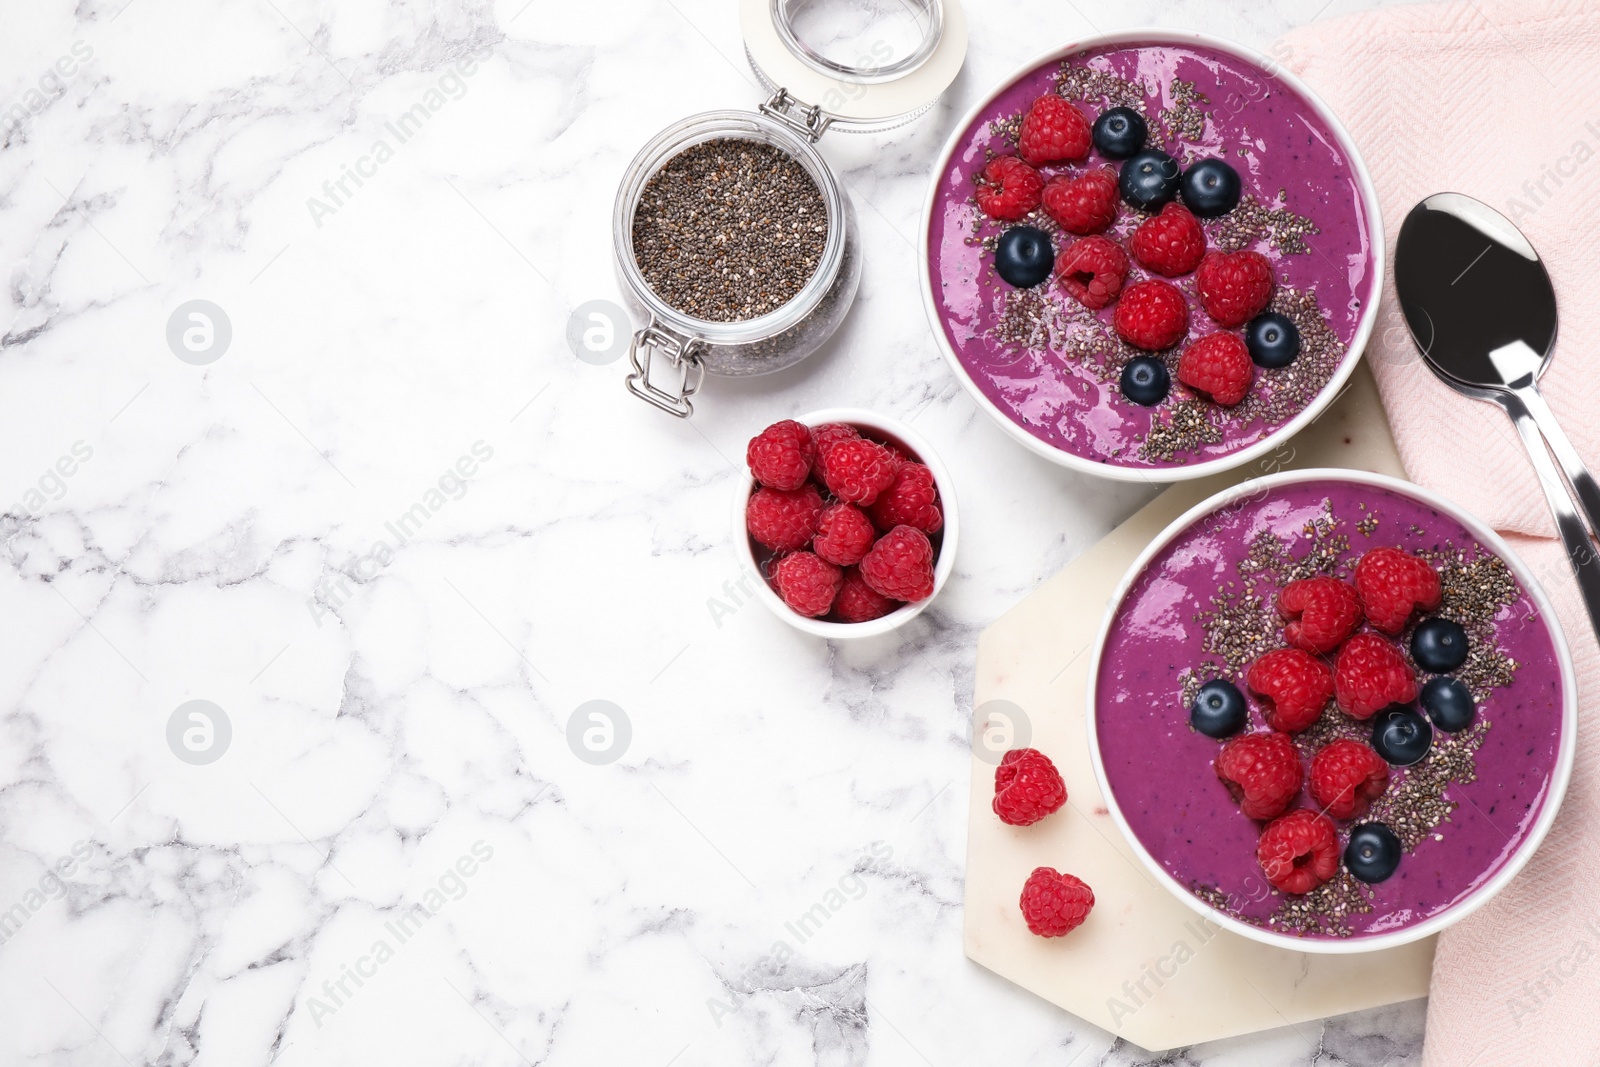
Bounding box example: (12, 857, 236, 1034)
(1511, 382, 1600, 541)
(1500, 393, 1600, 633)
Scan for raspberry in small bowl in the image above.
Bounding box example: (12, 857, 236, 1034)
(735, 409, 958, 638)
(1086, 469, 1576, 953)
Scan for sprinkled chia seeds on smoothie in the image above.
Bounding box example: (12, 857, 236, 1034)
(632, 139, 826, 322)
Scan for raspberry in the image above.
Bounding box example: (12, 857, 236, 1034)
(858, 526, 936, 602)
(813, 503, 876, 566)
(992, 748, 1067, 826)
(1278, 576, 1362, 654)
(1019, 867, 1094, 937)
(1246, 647, 1334, 733)
(1308, 739, 1390, 819)
(1256, 809, 1339, 894)
(1177, 332, 1253, 406)
(1353, 547, 1442, 634)
(810, 422, 859, 461)
(1214, 731, 1302, 820)
(1055, 235, 1128, 310)
(820, 438, 898, 505)
(746, 419, 815, 490)
(833, 566, 895, 623)
(1113, 279, 1190, 351)
(1130, 201, 1206, 277)
(1017, 95, 1092, 167)
(1195, 250, 1274, 328)
(1041, 169, 1119, 235)
(771, 551, 842, 618)
(975, 155, 1043, 221)
(869, 463, 942, 534)
(1334, 632, 1417, 719)
(746, 484, 824, 552)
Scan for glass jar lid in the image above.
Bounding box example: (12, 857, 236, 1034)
(742, 0, 966, 134)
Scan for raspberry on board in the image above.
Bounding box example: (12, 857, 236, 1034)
(1256, 809, 1339, 894)
(1214, 731, 1302, 820)
(1056, 235, 1129, 310)
(975, 155, 1043, 221)
(1113, 279, 1189, 350)
(1246, 647, 1334, 732)
(1334, 632, 1417, 720)
(1018, 95, 1092, 166)
(1278, 576, 1362, 654)
(992, 748, 1067, 826)
(1019, 867, 1094, 937)
(746, 483, 824, 552)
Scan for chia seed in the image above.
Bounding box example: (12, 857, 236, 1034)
(1161, 79, 1208, 146)
(1210, 193, 1319, 255)
(632, 139, 827, 322)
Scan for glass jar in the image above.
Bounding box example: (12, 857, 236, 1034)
(612, 0, 966, 417)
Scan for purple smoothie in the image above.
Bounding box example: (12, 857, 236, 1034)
(927, 42, 1377, 469)
(1094, 480, 1564, 939)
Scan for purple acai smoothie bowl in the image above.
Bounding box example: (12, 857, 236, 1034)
(923, 37, 1378, 475)
(1092, 475, 1568, 944)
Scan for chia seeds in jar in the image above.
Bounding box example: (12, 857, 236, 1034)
(632, 138, 829, 323)
(608, 0, 963, 417)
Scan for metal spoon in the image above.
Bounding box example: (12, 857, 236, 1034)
(1395, 193, 1600, 526)
(1394, 192, 1600, 628)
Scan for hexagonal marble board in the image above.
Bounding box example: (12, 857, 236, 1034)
(965, 363, 1433, 1052)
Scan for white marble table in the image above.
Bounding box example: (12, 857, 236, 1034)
(0, 1, 1423, 1064)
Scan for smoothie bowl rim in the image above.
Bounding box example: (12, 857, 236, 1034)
(916, 28, 1385, 483)
(1083, 467, 1578, 955)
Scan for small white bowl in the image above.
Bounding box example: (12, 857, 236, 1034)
(733, 408, 958, 639)
(1084, 469, 1577, 954)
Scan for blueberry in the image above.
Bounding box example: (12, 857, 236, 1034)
(1371, 708, 1433, 766)
(1121, 356, 1171, 407)
(1411, 618, 1469, 673)
(1244, 313, 1301, 369)
(1421, 676, 1476, 733)
(1179, 158, 1242, 218)
(1092, 106, 1147, 160)
(1190, 679, 1247, 738)
(1344, 822, 1402, 883)
(994, 225, 1054, 288)
(1119, 149, 1181, 211)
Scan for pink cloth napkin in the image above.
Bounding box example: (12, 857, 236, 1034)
(1280, 1, 1600, 1062)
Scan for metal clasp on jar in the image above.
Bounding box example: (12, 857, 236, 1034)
(625, 322, 707, 418)
(758, 88, 832, 143)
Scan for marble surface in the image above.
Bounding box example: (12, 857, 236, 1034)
(0, 0, 1424, 1064)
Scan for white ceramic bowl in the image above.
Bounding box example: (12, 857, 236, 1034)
(917, 30, 1384, 482)
(1084, 469, 1577, 953)
(733, 408, 958, 638)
